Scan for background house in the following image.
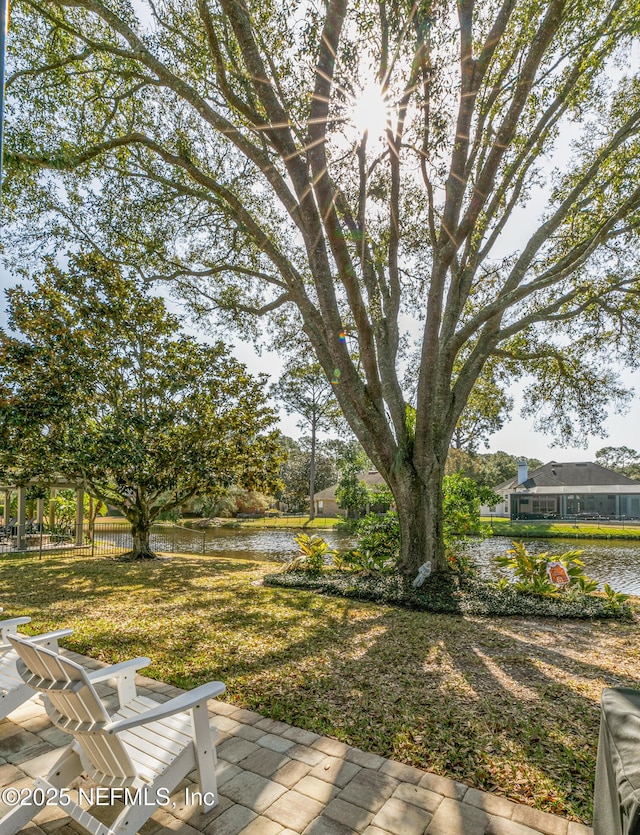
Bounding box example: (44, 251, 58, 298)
(313, 469, 390, 517)
(481, 460, 640, 520)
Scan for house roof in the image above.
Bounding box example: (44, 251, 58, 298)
(314, 470, 386, 502)
(313, 485, 340, 501)
(495, 461, 640, 493)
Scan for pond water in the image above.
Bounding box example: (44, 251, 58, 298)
(149, 524, 640, 596)
(149, 524, 353, 563)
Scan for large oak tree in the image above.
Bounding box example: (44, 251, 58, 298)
(3, 0, 640, 572)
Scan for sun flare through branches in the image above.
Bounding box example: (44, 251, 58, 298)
(349, 81, 391, 145)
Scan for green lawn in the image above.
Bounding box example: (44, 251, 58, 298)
(482, 516, 640, 540)
(2, 551, 638, 823)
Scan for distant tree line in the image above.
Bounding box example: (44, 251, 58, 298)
(445, 450, 543, 488)
(595, 447, 640, 481)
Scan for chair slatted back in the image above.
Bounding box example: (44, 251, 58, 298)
(10, 635, 80, 685)
(7, 634, 138, 780)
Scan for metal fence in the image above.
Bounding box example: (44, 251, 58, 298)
(0, 523, 78, 557)
(0, 522, 210, 558)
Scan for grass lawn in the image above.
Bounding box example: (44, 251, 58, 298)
(2, 551, 638, 824)
(225, 516, 342, 529)
(482, 516, 640, 540)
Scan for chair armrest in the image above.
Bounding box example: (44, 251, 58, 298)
(105, 680, 226, 733)
(29, 628, 74, 646)
(87, 657, 151, 685)
(1, 617, 31, 632)
(0, 618, 32, 647)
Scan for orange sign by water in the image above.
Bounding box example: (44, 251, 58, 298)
(547, 562, 570, 586)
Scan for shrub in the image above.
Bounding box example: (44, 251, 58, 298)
(281, 533, 335, 575)
(334, 517, 360, 533)
(603, 583, 630, 613)
(442, 473, 500, 545)
(445, 543, 478, 576)
(340, 475, 496, 577)
(331, 550, 350, 570)
(494, 541, 630, 612)
(355, 512, 399, 555)
(341, 512, 399, 573)
(573, 575, 599, 594)
(263, 570, 633, 620)
(340, 547, 396, 574)
(267, 540, 634, 621)
(494, 541, 589, 594)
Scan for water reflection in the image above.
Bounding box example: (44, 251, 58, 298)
(149, 524, 353, 561)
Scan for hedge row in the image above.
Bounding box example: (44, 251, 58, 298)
(263, 570, 633, 620)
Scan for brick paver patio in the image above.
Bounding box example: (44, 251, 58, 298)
(0, 650, 593, 835)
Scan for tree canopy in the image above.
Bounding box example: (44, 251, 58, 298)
(335, 442, 372, 516)
(0, 254, 282, 557)
(446, 449, 544, 487)
(3, 0, 640, 571)
(595, 446, 640, 479)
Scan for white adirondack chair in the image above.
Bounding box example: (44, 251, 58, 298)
(0, 633, 226, 835)
(0, 617, 73, 719)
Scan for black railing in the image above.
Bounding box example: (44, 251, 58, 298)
(0, 523, 78, 557)
(0, 521, 209, 558)
(0, 515, 346, 559)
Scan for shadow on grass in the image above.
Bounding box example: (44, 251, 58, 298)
(1, 552, 634, 823)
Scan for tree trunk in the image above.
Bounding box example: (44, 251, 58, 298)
(126, 519, 157, 559)
(391, 460, 446, 576)
(309, 418, 317, 520)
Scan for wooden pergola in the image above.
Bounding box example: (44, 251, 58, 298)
(0, 477, 85, 549)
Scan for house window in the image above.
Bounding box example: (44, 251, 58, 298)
(531, 497, 557, 515)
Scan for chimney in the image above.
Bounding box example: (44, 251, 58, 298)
(517, 459, 528, 485)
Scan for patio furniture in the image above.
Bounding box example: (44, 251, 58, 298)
(0, 518, 16, 541)
(594, 687, 640, 835)
(25, 518, 43, 534)
(0, 633, 226, 835)
(0, 617, 73, 719)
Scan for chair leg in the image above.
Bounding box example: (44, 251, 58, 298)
(0, 746, 82, 835)
(42, 745, 84, 788)
(108, 799, 158, 835)
(191, 703, 218, 811)
(0, 800, 41, 835)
